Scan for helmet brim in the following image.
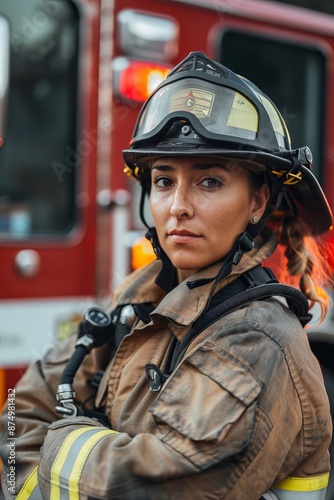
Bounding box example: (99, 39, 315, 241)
(123, 146, 290, 171)
(289, 164, 332, 235)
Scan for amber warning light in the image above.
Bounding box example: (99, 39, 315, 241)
(113, 58, 172, 103)
(132, 236, 156, 270)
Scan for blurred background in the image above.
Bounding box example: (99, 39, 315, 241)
(1, 0, 334, 496)
(280, 0, 334, 13)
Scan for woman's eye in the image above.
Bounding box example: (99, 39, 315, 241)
(201, 177, 223, 189)
(152, 176, 173, 188)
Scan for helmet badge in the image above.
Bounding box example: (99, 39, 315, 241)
(184, 91, 195, 110)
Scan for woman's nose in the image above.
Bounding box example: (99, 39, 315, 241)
(170, 188, 193, 219)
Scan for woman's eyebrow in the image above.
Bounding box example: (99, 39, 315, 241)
(151, 165, 173, 172)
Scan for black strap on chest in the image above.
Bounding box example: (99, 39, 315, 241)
(145, 266, 310, 390)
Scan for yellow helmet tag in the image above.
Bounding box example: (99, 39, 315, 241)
(284, 170, 302, 185)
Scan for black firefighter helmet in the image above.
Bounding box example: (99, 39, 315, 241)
(123, 51, 332, 237)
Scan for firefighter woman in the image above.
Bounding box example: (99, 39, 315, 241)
(1, 52, 333, 499)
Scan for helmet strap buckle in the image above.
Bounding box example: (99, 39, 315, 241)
(233, 232, 255, 266)
(145, 228, 161, 259)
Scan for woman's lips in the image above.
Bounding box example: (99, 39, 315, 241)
(168, 229, 201, 243)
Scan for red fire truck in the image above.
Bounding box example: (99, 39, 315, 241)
(1, 0, 334, 492)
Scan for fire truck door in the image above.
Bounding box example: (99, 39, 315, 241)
(0, 0, 99, 367)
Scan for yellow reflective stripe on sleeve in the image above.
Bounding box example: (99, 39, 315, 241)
(68, 429, 117, 500)
(17, 466, 43, 500)
(274, 473, 330, 492)
(50, 426, 118, 500)
(51, 427, 92, 500)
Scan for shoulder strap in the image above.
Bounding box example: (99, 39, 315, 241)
(169, 267, 310, 371)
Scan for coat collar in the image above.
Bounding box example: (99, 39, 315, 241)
(115, 228, 277, 329)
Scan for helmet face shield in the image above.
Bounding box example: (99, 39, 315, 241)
(133, 77, 289, 152)
(137, 78, 258, 141)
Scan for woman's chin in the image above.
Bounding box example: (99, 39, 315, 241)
(168, 257, 201, 280)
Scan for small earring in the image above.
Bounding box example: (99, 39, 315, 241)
(252, 215, 259, 223)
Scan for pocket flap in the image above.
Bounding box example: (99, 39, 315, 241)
(150, 341, 262, 444)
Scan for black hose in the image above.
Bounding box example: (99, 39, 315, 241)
(60, 344, 89, 385)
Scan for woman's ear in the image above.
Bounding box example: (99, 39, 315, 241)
(251, 183, 270, 221)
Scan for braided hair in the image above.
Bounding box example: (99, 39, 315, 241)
(271, 214, 333, 323)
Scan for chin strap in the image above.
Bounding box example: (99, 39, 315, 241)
(186, 231, 255, 293)
(233, 232, 255, 265)
(139, 181, 178, 292)
(145, 226, 178, 292)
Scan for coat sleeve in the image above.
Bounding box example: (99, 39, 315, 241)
(0, 358, 60, 499)
(38, 408, 257, 500)
(0, 333, 111, 500)
(0, 279, 132, 500)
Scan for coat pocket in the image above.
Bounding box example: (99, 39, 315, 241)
(149, 341, 263, 469)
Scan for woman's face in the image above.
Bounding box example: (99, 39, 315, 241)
(149, 156, 269, 282)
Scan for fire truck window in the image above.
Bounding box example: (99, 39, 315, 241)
(219, 31, 325, 183)
(0, 0, 79, 238)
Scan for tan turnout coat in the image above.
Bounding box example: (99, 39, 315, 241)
(0, 231, 331, 499)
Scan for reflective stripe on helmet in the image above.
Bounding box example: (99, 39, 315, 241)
(16, 466, 42, 500)
(50, 426, 118, 499)
(270, 473, 330, 499)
